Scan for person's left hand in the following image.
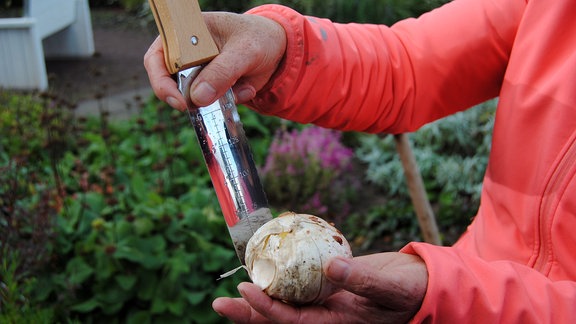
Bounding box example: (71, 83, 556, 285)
(212, 252, 428, 324)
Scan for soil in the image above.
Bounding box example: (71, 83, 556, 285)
(45, 8, 158, 103)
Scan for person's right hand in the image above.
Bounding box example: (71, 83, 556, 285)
(213, 252, 428, 324)
(144, 12, 287, 111)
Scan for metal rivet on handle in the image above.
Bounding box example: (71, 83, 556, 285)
(191, 35, 199, 45)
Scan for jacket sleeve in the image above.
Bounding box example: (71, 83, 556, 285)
(246, 0, 524, 133)
(401, 242, 576, 323)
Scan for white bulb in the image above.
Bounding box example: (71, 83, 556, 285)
(245, 212, 353, 304)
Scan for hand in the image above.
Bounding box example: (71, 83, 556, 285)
(213, 252, 428, 324)
(143, 12, 287, 111)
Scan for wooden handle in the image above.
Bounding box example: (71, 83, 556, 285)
(149, 0, 219, 74)
(392, 134, 442, 246)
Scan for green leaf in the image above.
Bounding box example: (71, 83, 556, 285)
(114, 236, 167, 269)
(145, 191, 164, 206)
(126, 310, 151, 324)
(165, 248, 194, 281)
(201, 246, 235, 272)
(101, 299, 124, 315)
(115, 219, 134, 239)
(150, 296, 167, 314)
(133, 217, 154, 236)
(66, 257, 94, 285)
(94, 249, 117, 281)
(115, 274, 137, 291)
(137, 235, 167, 252)
(185, 291, 208, 306)
(184, 307, 221, 324)
(152, 314, 186, 324)
(167, 298, 184, 316)
(71, 298, 100, 313)
(94, 284, 132, 315)
(164, 223, 187, 243)
(60, 197, 82, 234)
(84, 191, 105, 212)
(136, 270, 158, 301)
(130, 173, 148, 201)
(31, 274, 56, 301)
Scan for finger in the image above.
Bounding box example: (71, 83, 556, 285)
(324, 255, 427, 309)
(238, 283, 340, 324)
(232, 83, 257, 104)
(143, 37, 186, 111)
(237, 282, 307, 324)
(212, 296, 271, 324)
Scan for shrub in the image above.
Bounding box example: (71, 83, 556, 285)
(260, 126, 360, 223)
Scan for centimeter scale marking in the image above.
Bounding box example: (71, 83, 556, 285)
(192, 97, 252, 219)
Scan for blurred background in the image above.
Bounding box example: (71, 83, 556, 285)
(1, 1, 495, 323)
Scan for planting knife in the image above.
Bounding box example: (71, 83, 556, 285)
(149, 0, 273, 265)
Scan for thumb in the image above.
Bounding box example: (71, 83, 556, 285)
(188, 60, 232, 107)
(324, 257, 386, 301)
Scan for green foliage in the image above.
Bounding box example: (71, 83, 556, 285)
(89, 0, 147, 12)
(248, 0, 450, 24)
(91, 0, 451, 25)
(0, 250, 55, 324)
(0, 92, 75, 164)
(138, 0, 450, 24)
(1, 91, 282, 323)
(0, 0, 21, 9)
(119, 0, 145, 12)
(199, 0, 249, 13)
(350, 100, 496, 249)
(38, 189, 244, 323)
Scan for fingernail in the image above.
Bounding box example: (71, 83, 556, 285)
(212, 299, 225, 317)
(191, 82, 217, 106)
(326, 257, 352, 282)
(166, 96, 182, 110)
(236, 87, 256, 103)
(237, 282, 248, 297)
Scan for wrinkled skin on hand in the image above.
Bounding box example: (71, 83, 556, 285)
(213, 253, 428, 324)
(143, 12, 287, 111)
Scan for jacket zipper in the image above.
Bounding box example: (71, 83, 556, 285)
(533, 134, 576, 273)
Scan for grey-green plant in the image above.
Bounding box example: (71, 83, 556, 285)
(350, 100, 496, 249)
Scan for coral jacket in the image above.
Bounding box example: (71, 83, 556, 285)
(247, 0, 576, 322)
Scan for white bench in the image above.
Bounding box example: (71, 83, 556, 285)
(0, 0, 95, 90)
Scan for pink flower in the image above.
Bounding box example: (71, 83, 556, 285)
(261, 126, 358, 219)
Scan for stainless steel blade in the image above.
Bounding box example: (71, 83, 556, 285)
(178, 67, 273, 264)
